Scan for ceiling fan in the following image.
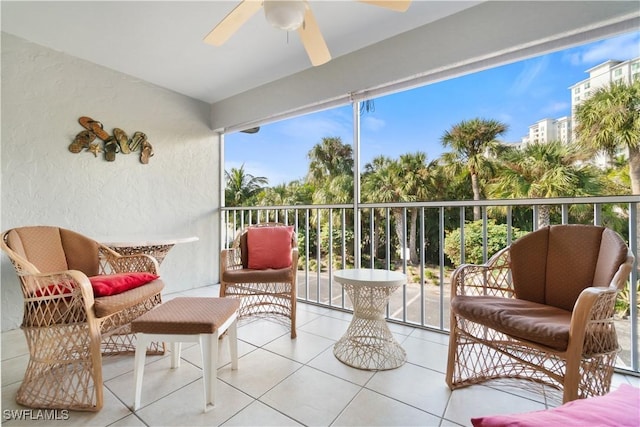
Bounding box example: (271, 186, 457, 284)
(203, 0, 411, 66)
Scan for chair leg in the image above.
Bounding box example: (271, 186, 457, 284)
(18, 323, 104, 411)
(290, 293, 297, 339)
(445, 320, 459, 389)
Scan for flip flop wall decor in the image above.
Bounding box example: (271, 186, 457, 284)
(69, 117, 154, 164)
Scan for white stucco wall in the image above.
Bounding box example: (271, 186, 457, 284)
(1, 33, 220, 331)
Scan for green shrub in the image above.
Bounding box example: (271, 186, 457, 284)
(444, 220, 526, 267)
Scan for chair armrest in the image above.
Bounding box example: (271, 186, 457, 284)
(569, 286, 620, 356)
(450, 247, 514, 298)
(569, 252, 633, 356)
(100, 245, 159, 274)
(291, 248, 299, 271)
(20, 270, 97, 327)
(221, 248, 243, 272)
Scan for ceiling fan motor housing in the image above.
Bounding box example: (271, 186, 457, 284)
(264, 0, 306, 31)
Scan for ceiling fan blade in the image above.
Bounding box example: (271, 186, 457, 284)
(358, 0, 411, 12)
(297, 7, 331, 66)
(203, 0, 263, 46)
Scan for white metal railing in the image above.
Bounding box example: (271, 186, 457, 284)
(221, 195, 640, 374)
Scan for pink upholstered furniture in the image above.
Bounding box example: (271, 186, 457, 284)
(446, 224, 634, 403)
(1, 226, 165, 411)
(220, 223, 298, 338)
(471, 383, 640, 426)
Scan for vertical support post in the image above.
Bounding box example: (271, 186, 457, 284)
(353, 100, 361, 268)
(629, 202, 638, 371)
(219, 132, 226, 274)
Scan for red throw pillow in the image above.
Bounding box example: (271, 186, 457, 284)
(247, 226, 294, 270)
(89, 272, 159, 297)
(471, 384, 640, 427)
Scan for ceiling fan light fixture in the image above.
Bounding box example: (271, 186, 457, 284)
(264, 0, 306, 31)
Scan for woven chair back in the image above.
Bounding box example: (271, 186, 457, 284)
(510, 224, 628, 311)
(5, 226, 100, 277)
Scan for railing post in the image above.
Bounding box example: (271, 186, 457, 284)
(629, 202, 638, 371)
(353, 101, 361, 268)
(594, 203, 602, 225)
(482, 207, 488, 263)
(439, 206, 446, 330)
(460, 206, 465, 264)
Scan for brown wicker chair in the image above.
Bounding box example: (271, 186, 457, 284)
(1, 226, 165, 411)
(220, 223, 298, 338)
(446, 224, 635, 403)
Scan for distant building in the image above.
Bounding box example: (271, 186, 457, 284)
(570, 57, 640, 118)
(520, 56, 639, 167)
(555, 116, 571, 144)
(522, 116, 571, 146)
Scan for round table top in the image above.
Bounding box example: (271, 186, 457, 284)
(333, 268, 407, 287)
(98, 236, 199, 247)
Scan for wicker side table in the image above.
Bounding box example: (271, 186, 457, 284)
(333, 268, 407, 370)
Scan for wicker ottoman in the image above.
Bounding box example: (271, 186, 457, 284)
(131, 297, 240, 412)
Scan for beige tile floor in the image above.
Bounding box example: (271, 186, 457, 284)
(2, 284, 639, 427)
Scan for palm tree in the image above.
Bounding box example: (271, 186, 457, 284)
(574, 80, 640, 260)
(397, 152, 438, 263)
(362, 156, 404, 261)
(224, 164, 268, 207)
(307, 137, 354, 186)
(441, 118, 509, 220)
(488, 141, 603, 227)
(574, 79, 640, 195)
(306, 136, 354, 205)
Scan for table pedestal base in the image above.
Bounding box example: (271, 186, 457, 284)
(333, 282, 406, 370)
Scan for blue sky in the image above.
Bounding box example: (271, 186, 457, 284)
(226, 31, 640, 186)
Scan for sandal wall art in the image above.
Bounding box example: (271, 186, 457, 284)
(69, 116, 154, 164)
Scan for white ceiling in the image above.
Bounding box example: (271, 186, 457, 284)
(1, 1, 481, 104)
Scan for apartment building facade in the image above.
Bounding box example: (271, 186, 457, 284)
(521, 56, 639, 154)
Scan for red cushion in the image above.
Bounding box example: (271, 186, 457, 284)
(247, 226, 294, 270)
(471, 384, 640, 427)
(33, 284, 73, 298)
(89, 272, 159, 297)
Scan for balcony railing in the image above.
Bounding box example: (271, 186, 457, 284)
(221, 195, 640, 374)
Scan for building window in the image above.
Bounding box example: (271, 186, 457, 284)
(574, 87, 581, 94)
(584, 82, 590, 89)
(614, 69, 623, 77)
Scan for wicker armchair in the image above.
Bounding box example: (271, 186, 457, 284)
(446, 224, 634, 403)
(1, 226, 165, 411)
(220, 223, 298, 338)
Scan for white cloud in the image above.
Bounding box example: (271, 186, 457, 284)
(363, 116, 386, 132)
(510, 56, 550, 95)
(565, 32, 640, 66)
(277, 109, 352, 143)
(542, 100, 570, 115)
